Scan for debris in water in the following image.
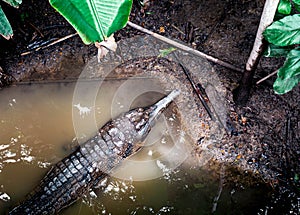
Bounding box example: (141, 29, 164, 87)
(158, 206, 174, 213)
(21, 156, 34, 162)
(148, 150, 153, 156)
(73, 103, 92, 117)
(37, 161, 51, 168)
(3, 159, 18, 163)
(129, 195, 136, 202)
(0, 192, 10, 202)
(0, 144, 10, 150)
(156, 160, 172, 180)
(3, 150, 16, 158)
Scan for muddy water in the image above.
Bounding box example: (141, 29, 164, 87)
(0, 82, 269, 214)
(0, 79, 187, 214)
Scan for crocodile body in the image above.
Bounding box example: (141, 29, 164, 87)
(9, 89, 180, 215)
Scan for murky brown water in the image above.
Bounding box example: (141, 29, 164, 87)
(0, 79, 189, 214)
(0, 81, 270, 214)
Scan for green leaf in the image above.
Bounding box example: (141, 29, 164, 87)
(2, 0, 22, 8)
(295, 5, 300, 12)
(293, 0, 300, 4)
(273, 48, 300, 94)
(273, 73, 300, 94)
(158, 47, 176, 57)
(278, 48, 300, 79)
(278, 0, 292, 15)
(292, 0, 300, 12)
(263, 14, 300, 46)
(264, 44, 293, 57)
(49, 0, 132, 44)
(0, 5, 13, 39)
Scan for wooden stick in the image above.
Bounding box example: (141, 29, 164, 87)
(21, 33, 78, 56)
(212, 164, 225, 213)
(245, 0, 280, 72)
(256, 70, 278, 84)
(28, 22, 44, 38)
(179, 63, 216, 121)
(234, 0, 280, 105)
(127, 21, 243, 73)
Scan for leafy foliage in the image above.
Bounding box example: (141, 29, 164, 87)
(263, 1, 300, 94)
(158, 47, 176, 57)
(0, 6, 12, 39)
(49, 0, 132, 44)
(278, 0, 291, 15)
(273, 48, 300, 94)
(0, 0, 22, 39)
(292, 0, 300, 12)
(263, 15, 300, 46)
(264, 44, 293, 57)
(2, 0, 22, 8)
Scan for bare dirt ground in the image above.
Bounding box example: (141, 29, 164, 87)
(0, 0, 299, 214)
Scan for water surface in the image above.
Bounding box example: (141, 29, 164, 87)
(0, 82, 270, 214)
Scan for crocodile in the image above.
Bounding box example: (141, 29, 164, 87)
(9, 89, 180, 215)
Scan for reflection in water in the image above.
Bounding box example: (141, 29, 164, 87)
(0, 82, 270, 214)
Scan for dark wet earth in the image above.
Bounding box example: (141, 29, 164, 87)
(0, 0, 299, 214)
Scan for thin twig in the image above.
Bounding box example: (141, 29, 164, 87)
(212, 164, 225, 213)
(171, 24, 185, 35)
(21, 33, 78, 56)
(256, 70, 278, 84)
(174, 52, 231, 136)
(28, 22, 44, 38)
(127, 21, 243, 73)
(179, 63, 216, 121)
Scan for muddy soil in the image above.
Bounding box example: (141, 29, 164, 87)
(0, 0, 299, 214)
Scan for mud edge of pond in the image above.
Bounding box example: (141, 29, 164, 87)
(0, 66, 15, 89)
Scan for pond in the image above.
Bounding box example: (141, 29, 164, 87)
(0, 80, 271, 215)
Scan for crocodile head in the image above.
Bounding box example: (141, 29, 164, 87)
(125, 89, 180, 142)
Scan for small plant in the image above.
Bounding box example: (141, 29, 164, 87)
(0, 0, 22, 39)
(263, 0, 300, 94)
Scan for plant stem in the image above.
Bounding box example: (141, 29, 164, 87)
(127, 21, 243, 73)
(234, 0, 279, 105)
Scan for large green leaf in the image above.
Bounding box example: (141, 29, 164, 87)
(49, 0, 132, 44)
(263, 14, 300, 46)
(292, 0, 300, 12)
(274, 74, 300, 94)
(264, 44, 293, 57)
(278, 0, 291, 15)
(2, 0, 22, 8)
(0, 5, 13, 39)
(278, 48, 300, 79)
(273, 48, 300, 94)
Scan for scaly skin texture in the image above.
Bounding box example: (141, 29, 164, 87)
(9, 90, 180, 215)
